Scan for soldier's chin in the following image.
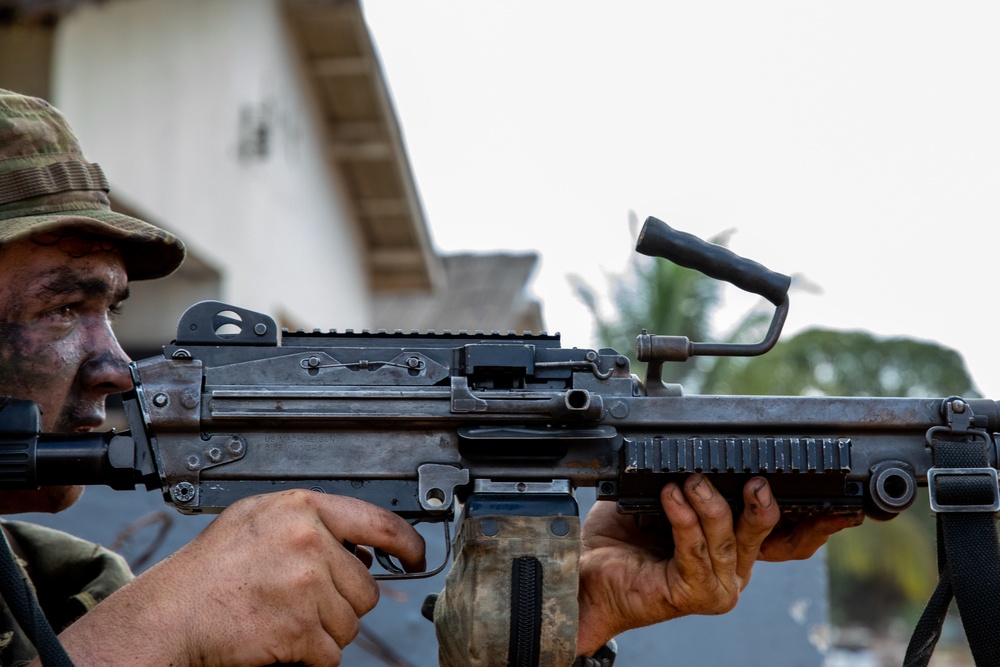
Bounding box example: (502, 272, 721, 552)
(0, 486, 84, 514)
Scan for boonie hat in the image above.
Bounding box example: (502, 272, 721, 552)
(0, 89, 185, 280)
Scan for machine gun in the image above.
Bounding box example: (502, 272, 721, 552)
(2, 217, 998, 666)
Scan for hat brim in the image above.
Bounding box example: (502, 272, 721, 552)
(0, 209, 185, 281)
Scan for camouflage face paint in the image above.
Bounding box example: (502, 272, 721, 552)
(0, 238, 132, 513)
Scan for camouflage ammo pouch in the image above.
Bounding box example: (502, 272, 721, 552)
(433, 488, 580, 667)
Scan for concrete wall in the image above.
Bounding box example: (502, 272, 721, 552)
(50, 0, 371, 330)
(0, 23, 54, 100)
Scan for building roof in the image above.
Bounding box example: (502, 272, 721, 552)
(284, 0, 443, 293)
(373, 253, 544, 333)
(2, 0, 444, 294)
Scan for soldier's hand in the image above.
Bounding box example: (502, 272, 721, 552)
(576, 475, 779, 656)
(756, 511, 863, 561)
(51, 490, 426, 667)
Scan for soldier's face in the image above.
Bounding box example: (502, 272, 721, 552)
(0, 234, 132, 512)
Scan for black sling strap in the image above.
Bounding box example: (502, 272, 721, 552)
(904, 399, 1000, 667)
(0, 527, 74, 666)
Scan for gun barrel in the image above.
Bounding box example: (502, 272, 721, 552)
(33, 433, 141, 489)
(968, 399, 1000, 431)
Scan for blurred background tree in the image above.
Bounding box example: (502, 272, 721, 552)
(572, 212, 980, 631)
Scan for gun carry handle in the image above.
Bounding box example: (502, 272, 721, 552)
(636, 216, 791, 306)
(635, 216, 792, 396)
(634, 218, 792, 393)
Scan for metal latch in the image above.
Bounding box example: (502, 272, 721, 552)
(927, 467, 1000, 513)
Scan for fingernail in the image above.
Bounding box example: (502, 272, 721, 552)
(752, 478, 773, 509)
(690, 474, 713, 501)
(668, 485, 686, 505)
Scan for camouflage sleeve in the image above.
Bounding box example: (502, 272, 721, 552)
(0, 519, 133, 666)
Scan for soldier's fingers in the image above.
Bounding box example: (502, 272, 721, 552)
(734, 477, 780, 586)
(758, 513, 863, 562)
(681, 474, 739, 580)
(314, 495, 427, 573)
(659, 478, 715, 585)
(659, 481, 699, 549)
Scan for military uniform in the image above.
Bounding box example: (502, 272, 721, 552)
(0, 521, 132, 667)
(0, 88, 179, 665)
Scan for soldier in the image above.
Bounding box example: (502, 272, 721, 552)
(0, 89, 857, 666)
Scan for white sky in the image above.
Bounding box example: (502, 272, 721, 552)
(361, 1, 1000, 398)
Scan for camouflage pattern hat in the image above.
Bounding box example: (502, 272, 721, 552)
(0, 89, 185, 280)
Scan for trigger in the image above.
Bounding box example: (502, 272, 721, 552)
(375, 547, 406, 575)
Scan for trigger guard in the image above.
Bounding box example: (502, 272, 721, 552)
(372, 519, 453, 581)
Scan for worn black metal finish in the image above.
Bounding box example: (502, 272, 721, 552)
(87, 299, 996, 531)
(5, 223, 1000, 584)
(6, 301, 998, 530)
